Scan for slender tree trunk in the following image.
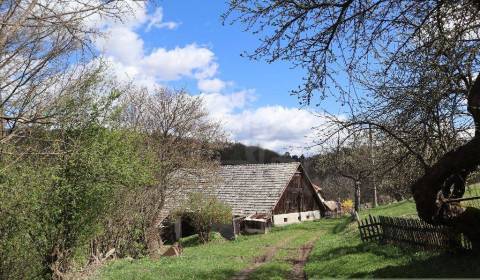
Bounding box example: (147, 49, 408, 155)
(369, 124, 378, 207)
(354, 180, 361, 212)
(412, 75, 480, 249)
(0, 92, 5, 141)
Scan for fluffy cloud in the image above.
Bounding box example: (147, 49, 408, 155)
(94, 4, 322, 154)
(97, 27, 144, 65)
(142, 44, 217, 81)
(200, 90, 256, 117)
(201, 91, 324, 155)
(198, 78, 228, 93)
(95, 5, 214, 88)
(228, 106, 323, 155)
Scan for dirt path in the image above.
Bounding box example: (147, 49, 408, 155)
(231, 235, 296, 280)
(290, 237, 318, 280)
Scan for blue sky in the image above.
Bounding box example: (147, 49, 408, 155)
(144, 1, 307, 108)
(95, 1, 339, 154)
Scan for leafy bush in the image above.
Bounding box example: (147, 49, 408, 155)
(177, 193, 232, 243)
(0, 88, 153, 279)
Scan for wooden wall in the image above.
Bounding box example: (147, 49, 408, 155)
(273, 167, 321, 215)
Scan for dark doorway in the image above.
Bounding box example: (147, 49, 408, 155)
(181, 214, 196, 238)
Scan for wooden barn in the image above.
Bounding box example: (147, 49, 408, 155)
(162, 162, 327, 240)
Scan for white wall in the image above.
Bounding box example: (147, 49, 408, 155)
(174, 218, 182, 240)
(273, 210, 321, 226)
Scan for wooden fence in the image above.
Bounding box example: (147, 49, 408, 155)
(358, 215, 472, 250)
(358, 215, 383, 242)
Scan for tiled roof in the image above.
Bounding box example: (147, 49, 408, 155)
(163, 162, 301, 216)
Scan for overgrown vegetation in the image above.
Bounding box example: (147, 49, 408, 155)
(0, 80, 152, 278)
(176, 193, 232, 243)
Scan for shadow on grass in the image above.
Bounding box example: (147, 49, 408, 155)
(308, 240, 480, 278)
(355, 252, 480, 278)
(331, 218, 352, 234)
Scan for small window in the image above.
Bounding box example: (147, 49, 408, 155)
(284, 218, 288, 222)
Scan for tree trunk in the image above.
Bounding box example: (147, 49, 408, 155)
(145, 225, 163, 257)
(354, 180, 361, 212)
(411, 75, 480, 250)
(145, 212, 166, 258)
(369, 124, 378, 208)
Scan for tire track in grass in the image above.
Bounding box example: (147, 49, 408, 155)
(290, 237, 318, 280)
(231, 234, 299, 280)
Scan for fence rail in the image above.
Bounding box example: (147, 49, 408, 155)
(358, 215, 472, 250)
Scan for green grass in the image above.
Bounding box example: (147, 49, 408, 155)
(362, 199, 417, 218)
(96, 224, 311, 280)
(95, 200, 480, 279)
(305, 218, 480, 278)
(306, 199, 480, 279)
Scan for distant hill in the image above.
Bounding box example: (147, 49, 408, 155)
(219, 143, 297, 165)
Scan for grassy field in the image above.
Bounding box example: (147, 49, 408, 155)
(95, 200, 480, 279)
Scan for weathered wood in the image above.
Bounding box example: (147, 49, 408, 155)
(357, 215, 472, 251)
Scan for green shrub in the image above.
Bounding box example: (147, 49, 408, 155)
(177, 193, 232, 243)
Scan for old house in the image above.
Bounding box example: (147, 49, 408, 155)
(162, 162, 327, 240)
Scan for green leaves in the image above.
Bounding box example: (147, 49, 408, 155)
(177, 192, 232, 243)
(0, 91, 154, 279)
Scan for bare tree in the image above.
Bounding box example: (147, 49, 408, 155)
(225, 1, 480, 248)
(316, 131, 374, 212)
(115, 87, 225, 257)
(0, 0, 145, 143)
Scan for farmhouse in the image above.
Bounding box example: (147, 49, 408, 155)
(162, 162, 327, 240)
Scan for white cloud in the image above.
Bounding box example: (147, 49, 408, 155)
(227, 106, 323, 155)
(201, 91, 325, 155)
(198, 78, 228, 93)
(93, 4, 323, 154)
(201, 90, 256, 117)
(95, 4, 218, 89)
(96, 26, 144, 65)
(146, 7, 180, 31)
(142, 44, 218, 81)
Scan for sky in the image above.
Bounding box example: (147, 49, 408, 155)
(95, 1, 339, 155)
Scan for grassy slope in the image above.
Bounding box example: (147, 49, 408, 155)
(97, 200, 480, 279)
(306, 200, 480, 279)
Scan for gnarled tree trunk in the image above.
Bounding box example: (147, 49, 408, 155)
(412, 75, 480, 250)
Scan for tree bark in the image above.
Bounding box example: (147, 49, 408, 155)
(354, 180, 361, 212)
(411, 75, 480, 249)
(145, 226, 163, 258)
(145, 212, 167, 258)
(369, 124, 378, 208)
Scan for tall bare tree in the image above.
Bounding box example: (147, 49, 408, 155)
(115, 87, 225, 257)
(225, 1, 480, 248)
